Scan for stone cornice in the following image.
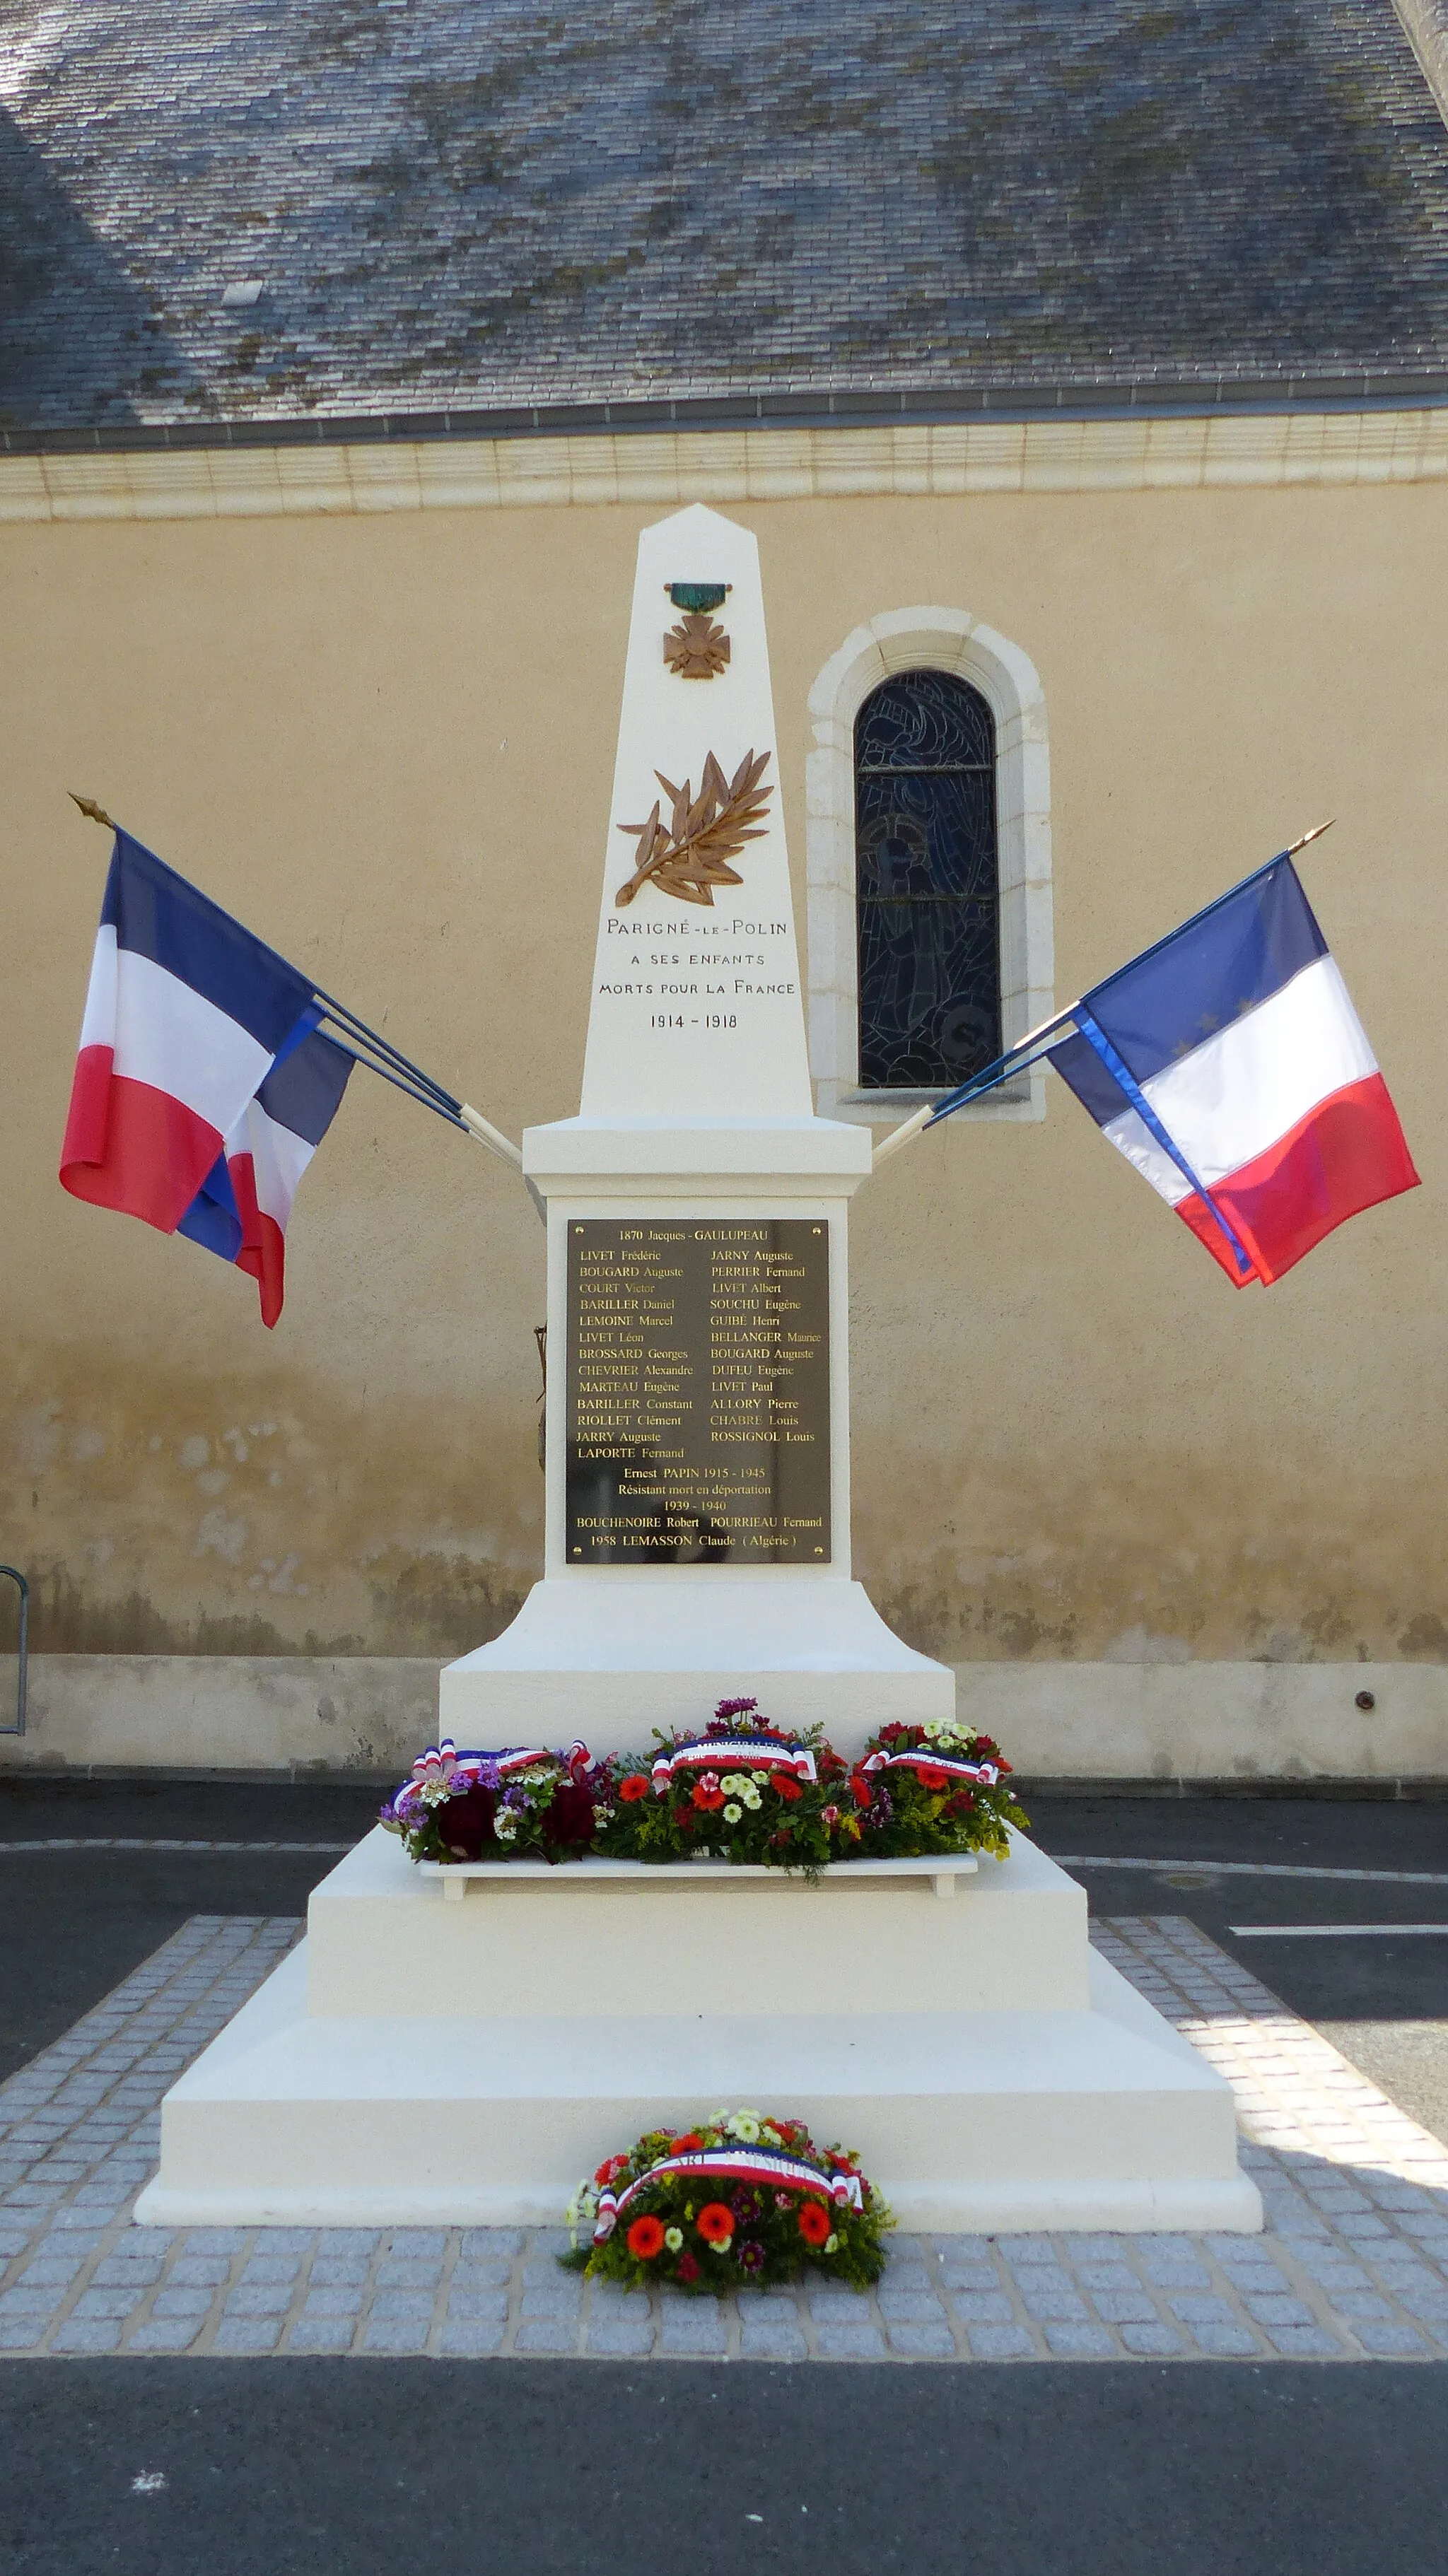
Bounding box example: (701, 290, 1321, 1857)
(2, 409, 1446, 524)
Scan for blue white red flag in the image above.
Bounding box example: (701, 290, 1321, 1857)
(60, 831, 351, 1325)
(1045, 857, 1418, 1285)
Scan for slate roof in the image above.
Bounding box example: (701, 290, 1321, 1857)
(2, 0, 1447, 449)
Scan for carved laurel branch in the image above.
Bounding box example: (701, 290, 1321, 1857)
(614, 747, 773, 909)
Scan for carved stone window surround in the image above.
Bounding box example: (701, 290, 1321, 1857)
(805, 609, 1053, 1125)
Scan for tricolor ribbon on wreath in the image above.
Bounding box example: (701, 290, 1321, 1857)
(860, 1749, 1001, 1787)
(650, 1734, 818, 1794)
(592, 2143, 864, 2243)
(393, 1738, 592, 1817)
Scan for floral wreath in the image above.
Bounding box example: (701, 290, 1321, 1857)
(379, 1737, 611, 1865)
(380, 1703, 1028, 1870)
(564, 2108, 891, 2294)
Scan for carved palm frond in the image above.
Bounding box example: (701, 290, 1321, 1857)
(614, 748, 773, 908)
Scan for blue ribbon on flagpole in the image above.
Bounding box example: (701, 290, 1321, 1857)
(1073, 1010, 1256, 1280)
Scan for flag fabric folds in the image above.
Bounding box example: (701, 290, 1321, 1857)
(1047, 858, 1418, 1286)
(60, 831, 350, 1325)
(176, 1026, 354, 1327)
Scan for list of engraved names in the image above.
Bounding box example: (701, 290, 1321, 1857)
(565, 1219, 831, 1564)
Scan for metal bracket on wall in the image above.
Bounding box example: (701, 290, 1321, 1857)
(0, 1567, 27, 1736)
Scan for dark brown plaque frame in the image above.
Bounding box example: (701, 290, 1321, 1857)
(565, 1218, 831, 1565)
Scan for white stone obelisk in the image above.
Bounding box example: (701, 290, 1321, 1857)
(441, 503, 953, 1750)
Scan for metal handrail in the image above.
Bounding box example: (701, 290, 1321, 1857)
(0, 1567, 27, 1737)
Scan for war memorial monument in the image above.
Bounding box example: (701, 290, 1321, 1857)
(136, 507, 1259, 2237)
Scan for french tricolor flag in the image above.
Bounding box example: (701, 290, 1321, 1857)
(1047, 858, 1418, 1286)
(60, 832, 352, 1325)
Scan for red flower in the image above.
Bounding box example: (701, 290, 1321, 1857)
(773, 1775, 802, 1803)
(691, 1776, 725, 1811)
(676, 2252, 700, 2284)
(671, 2132, 702, 2153)
(915, 1763, 950, 1791)
(594, 2153, 629, 2186)
(618, 1774, 650, 1803)
(696, 2202, 735, 2246)
(849, 1772, 873, 1808)
(797, 2199, 831, 2246)
(626, 2214, 666, 2259)
(879, 1722, 907, 1744)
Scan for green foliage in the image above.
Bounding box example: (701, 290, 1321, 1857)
(848, 1719, 1030, 1861)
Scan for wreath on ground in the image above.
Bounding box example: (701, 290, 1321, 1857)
(563, 2109, 892, 2294)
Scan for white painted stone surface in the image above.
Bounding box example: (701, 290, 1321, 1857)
(439, 1575, 952, 1747)
(136, 1829, 1260, 2233)
(580, 502, 812, 1125)
(304, 1827, 1079, 2018)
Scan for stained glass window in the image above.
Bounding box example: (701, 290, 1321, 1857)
(855, 669, 1000, 1091)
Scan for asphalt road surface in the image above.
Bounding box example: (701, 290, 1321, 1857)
(5, 2358, 1448, 2576)
(1, 1773, 1444, 2574)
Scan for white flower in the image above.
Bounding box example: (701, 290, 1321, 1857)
(727, 2111, 761, 2143)
(751, 1771, 768, 1786)
(565, 2179, 600, 2246)
(723, 1803, 742, 1824)
(720, 1773, 748, 1796)
(760, 2124, 782, 2147)
(419, 1776, 452, 1809)
(494, 1808, 520, 1840)
(825, 2233, 839, 2253)
(665, 2227, 684, 2252)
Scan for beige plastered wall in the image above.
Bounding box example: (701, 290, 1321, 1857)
(2, 438, 1446, 1779)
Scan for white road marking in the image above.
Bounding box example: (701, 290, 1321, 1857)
(1229, 1922, 1448, 1938)
(1055, 1856, 1448, 1887)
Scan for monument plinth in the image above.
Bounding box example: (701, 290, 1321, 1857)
(136, 505, 1260, 2236)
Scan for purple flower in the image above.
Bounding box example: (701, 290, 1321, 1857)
(714, 1696, 759, 1723)
(737, 2240, 766, 2276)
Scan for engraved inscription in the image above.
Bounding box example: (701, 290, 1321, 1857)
(566, 1219, 831, 1564)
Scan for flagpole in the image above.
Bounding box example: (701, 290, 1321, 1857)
(869, 819, 1336, 1171)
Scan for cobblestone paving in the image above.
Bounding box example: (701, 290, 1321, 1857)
(1, 1911, 1445, 2363)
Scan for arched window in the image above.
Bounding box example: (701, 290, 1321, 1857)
(854, 670, 1001, 1091)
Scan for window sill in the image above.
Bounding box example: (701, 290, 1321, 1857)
(829, 1075, 1035, 1120)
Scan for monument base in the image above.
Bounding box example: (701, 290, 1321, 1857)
(135, 1829, 1262, 2236)
(440, 1574, 954, 1749)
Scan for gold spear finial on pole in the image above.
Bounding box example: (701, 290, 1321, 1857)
(69, 793, 119, 831)
(1285, 819, 1335, 855)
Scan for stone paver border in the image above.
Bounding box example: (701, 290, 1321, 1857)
(1, 1911, 1444, 2362)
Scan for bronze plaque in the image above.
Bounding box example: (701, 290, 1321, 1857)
(566, 1218, 831, 1564)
